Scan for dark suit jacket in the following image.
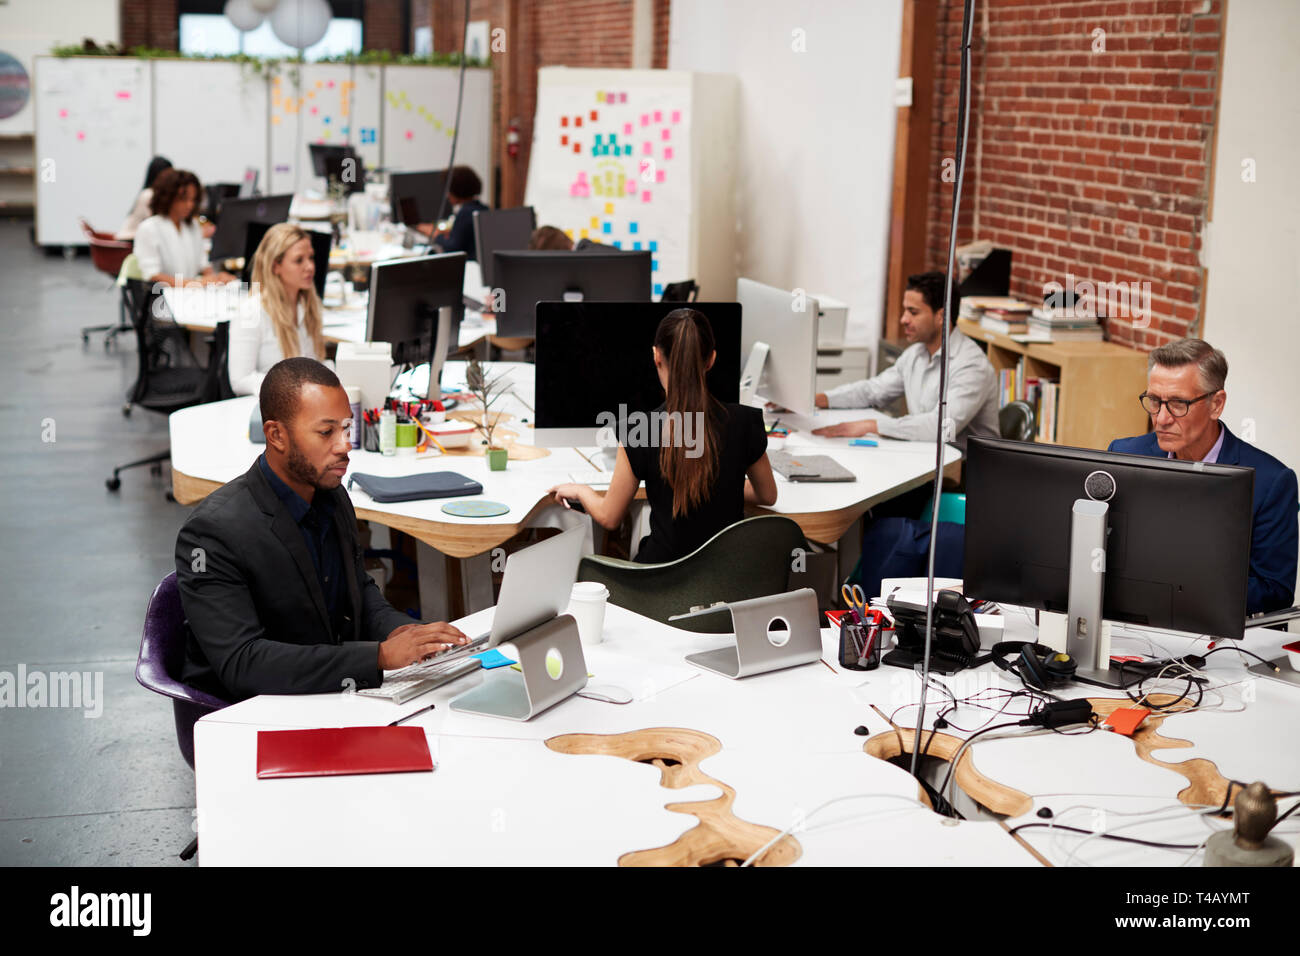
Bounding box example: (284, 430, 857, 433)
(436, 198, 488, 260)
(175, 461, 412, 701)
(1108, 425, 1298, 614)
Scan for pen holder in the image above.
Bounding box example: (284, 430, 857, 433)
(363, 421, 380, 453)
(839, 613, 886, 671)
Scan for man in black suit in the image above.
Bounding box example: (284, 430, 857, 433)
(176, 359, 469, 702)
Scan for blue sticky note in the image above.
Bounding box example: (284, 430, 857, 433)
(613, 240, 622, 248)
(629, 222, 638, 234)
(653, 282, 663, 296)
(632, 241, 642, 250)
(602, 222, 611, 234)
(323, 116, 331, 124)
(649, 241, 658, 252)
(850, 438, 878, 447)
(473, 649, 515, 669)
(595, 133, 602, 144)
(624, 144, 632, 155)
(651, 259, 658, 271)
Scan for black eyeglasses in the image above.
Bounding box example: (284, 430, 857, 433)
(1138, 391, 1217, 418)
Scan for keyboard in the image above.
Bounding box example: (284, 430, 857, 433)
(569, 469, 611, 486)
(356, 655, 483, 704)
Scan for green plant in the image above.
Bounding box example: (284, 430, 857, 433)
(51, 43, 488, 71)
(465, 358, 510, 450)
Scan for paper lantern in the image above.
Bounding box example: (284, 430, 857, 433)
(270, 0, 332, 50)
(223, 0, 266, 32)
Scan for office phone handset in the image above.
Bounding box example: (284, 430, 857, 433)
(883, 589, 981, 674)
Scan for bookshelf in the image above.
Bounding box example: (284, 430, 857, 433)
(958, 318, 1150, 450)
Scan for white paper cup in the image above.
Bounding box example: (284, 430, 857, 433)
(568, 582, 609, 646)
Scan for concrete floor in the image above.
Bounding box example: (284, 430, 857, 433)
(0, 219, 197, 865)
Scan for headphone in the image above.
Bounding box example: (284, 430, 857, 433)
(988, 641, 1077, 691)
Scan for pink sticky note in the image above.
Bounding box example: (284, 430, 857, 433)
(115, 90, 131, 100)
(619, 92, 627, 103)
(58, 109, 68, 118)
(623, 122, 633, 135)
(576, 171, 588, 183)
(661, 128, 671, 141)
(569, 184, 582, 197)
(664, 147, 674, 160)
(76, 131, 85, 141)
(672, 109, 681, 123)
(405, 130, 413, 140)
(640, 114, 649, 127)
(641, 190, 652, 203)
(642, 142, 653, 156)
(606, 92, 616, 104)
(653, 110, 662, 122)
(310, 106, 318, 116)
(328, 80, 336, 89)
(656, 170, 665, 183)
(625, 179, 637, 195)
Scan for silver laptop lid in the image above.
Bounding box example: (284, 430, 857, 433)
(488, 524, 586, 646)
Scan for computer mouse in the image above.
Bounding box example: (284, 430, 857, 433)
(577, 683, 633, 704)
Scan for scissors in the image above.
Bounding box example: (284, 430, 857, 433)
(841, 583, 868, 625)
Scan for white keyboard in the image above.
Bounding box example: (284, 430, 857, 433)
(356, 655, 483, 704)
(569, 470, 611, 487)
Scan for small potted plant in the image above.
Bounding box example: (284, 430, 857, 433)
(466, 358, 510, 470)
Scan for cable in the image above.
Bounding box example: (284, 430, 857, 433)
(935, 720, 1026, 808)
(738, 793, 928, 867)
(434, 0, 473, 227)
(911, 0, 976, 781)
(1006, 822, 1203, 851)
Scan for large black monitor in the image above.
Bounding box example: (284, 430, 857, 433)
(208, 193, 293, 261)
(389, 169, 452, 226)
(309, 144, 365, 193)
(365, 253, 466, 398)
(473, 206, 536, 290)
(964, 437, 1254, 655)
(493, 250, 653, 338)
(241, 222, 332, 299)
(533, 301, 742, 446)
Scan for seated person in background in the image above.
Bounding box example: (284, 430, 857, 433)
(1109, 338, 1297, 615)
(116, 155, 171, 240)
(229, 223, 328, 396)
(812, 271, 999, 454)
(547, 308, 778, 563)
(529, 225, 574, 250)
(134, 168, 235, 288)
(417, 166, 489, 259)
(176, 359, 469, 702)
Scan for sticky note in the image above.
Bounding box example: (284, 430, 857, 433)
(641, 190, 651, 203)
(575, 116, 583, 127)
(604, 202, 614, 214)
(625, 179, 636, 195)
(328, 80, 335, 89)
(602, 222, 611, 235)
(613, 241, 622, 248)
(590, 110, 598, 121)
(590, 216, 600, 229)
(652, 259, 659, 272)
(654, 110, 662, 122)
(629, 222, 638, 234)
(656, 169, 665, 183)
(271, 116, 281, 125)
(619, 93, 627, 103)
(672, 110, 681, 123)
(405, 130, 414, 140)
(633, 241, 642, 250)
(323, 114, 332, 123)
(561, 116, 568, 127)
(661, 127, 671, 141)
(573, 143, 581, 154)
(653, 283, 663, 296)
(315, 80, 323, 89)
(58, 109, 68, 118)
(595, 90, 604, 102)
(606, 92, 616, 104)
(561, 134, 568, 146)
(664, 147, 674, 160)
(641, 114, 649, 126)
(311, 106, 318, 116)
(649, 241, 658, 252)
(565, 229, 574, 239)
(580, 229, 589, 239)
(642, 142, 653, 155)
(473, 649, 515, 669)
(115, 90, 131, 100)
(76, 131, 85, 141)
(623, 122, 633, 135)
(595, 133, 602, 144)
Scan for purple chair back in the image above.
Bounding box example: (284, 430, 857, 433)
(136, 572, 229, 769)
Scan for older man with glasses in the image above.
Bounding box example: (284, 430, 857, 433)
(1108, 338, 1297, 615)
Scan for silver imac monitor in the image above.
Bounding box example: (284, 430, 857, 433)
(736, 278, 819, 416)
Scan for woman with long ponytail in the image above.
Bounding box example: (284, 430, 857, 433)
(229, 223, 328, 396)
(549, 308, 777, 562)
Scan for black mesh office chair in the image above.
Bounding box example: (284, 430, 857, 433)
(107, 280, 234, 496)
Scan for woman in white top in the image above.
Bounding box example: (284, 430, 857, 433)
(133, 168, 234, 288)
(116, 155, 171, 240)
(229, 222, 327, 396)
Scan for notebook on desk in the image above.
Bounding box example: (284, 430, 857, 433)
(769, 450, 855, 482)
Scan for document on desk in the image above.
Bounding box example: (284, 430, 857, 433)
(255, 726, 434, 778)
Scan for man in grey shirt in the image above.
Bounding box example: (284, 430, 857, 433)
(812, 271, 999, 452)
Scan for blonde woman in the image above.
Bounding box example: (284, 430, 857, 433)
(229, 223, 328, 396)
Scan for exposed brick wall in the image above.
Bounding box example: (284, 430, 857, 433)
(924, 0, 1223, 350)
(653, 0, 670, 69)
(364, 0, 406, 52)
(121, 0, 178, 50)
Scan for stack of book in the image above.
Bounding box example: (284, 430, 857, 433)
(961, 296, 1035, 335)
(1027, 306, 1104, 342)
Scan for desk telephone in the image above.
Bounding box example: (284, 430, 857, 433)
(883, 590, 981, 675)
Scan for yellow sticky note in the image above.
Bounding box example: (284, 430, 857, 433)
(590, 216, 599, 229)
(595, 90, 604, 102)
(580, 229, 589, 239)
(564, 229, 574, 239)
(271, 115, 281, 125)
(315, 80, 323, 89)
(604, 202, 614, 215)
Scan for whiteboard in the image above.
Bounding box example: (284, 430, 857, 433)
(270, 62, 382, 194)
(381, 65, 492, 188)
(525, 69, 694, 299)
(154, 60, 268, 193)
(34, 56, 153, 246)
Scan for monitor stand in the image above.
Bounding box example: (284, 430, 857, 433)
(449, 615, 587, 721)
(671, 589, 822, 679)
(1066, 498, 1111, 681)
(739, 341, 769, 407)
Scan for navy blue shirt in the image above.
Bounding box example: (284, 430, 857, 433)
(437, 198, 488, 260)
(258, 454, 347, 640)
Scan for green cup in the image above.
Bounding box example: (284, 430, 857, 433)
(395, 421, 418, 454)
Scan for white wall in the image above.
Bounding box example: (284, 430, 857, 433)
(668, 0, 903, 348)
(0, 0, 120, 135)
(1202, 0, 1300, 605)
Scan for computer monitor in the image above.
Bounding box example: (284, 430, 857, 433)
(493, 250, 653, 339)
(736, 278, 819, 416)
(389, 170, 452, 226)
(240, 222, 332, 299)
(208, 193, 293, 262)
(239, 167, 259, 197)
(963, 436, 1254, 675)
(366, 253, 466, 399)
(202, 183, 241, 224)
(309, 144, 365, 193)
(533, 300, 742, 446)
(473, 206, 536, 290)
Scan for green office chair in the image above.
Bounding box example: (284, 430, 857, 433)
(999, 400, 1036, 442)
(577, 515, 808, 633)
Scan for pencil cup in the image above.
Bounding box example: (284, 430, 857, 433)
(839, 620, 869, 671)
(567, 582, 609, 646)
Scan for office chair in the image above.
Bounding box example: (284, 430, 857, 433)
(108, 281, 235, 496)
(78, 219, 134, 348)
(660, 279, 699, 303)
(577, 515, 808, 633)
(135, 572, 231, 862)
(999, 400, 1036, 443)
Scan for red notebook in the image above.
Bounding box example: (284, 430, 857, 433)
(256, 726, 434, 779)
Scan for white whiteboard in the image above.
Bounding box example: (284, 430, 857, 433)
(154, 60, 269, 193)
(525, 69, 694, 299)
(270, 62, 383, 194)
(34, 56, 152, 245)
(381, 65, 492, 187)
